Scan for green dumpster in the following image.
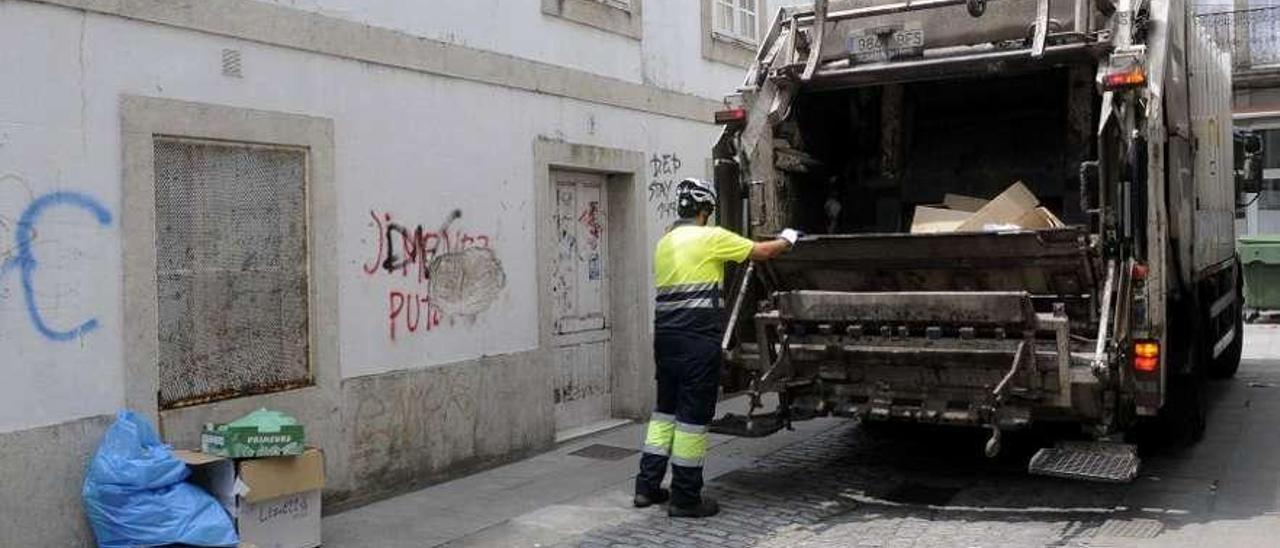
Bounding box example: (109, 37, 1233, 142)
(1239, 235, 1280, 313)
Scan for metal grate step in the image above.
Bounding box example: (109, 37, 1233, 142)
(709, 413, 785, 438)
(1028, 441, 1139, 483)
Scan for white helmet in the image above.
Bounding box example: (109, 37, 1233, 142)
(676, 178, 717, 218)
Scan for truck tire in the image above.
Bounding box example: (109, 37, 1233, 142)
(1209, 260, 1244, 379)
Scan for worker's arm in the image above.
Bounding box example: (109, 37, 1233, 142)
(749, 239, 791, 261)
(748, 228, 800, 261)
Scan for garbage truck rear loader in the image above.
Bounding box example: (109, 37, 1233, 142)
(711, 0, 1261, 481)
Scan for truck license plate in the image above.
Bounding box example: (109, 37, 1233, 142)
(847, 23, 924, 62)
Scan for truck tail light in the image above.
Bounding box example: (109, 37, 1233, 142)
(1133, 340, 1160, 372)
(1103, 67, 1146, 90)
(1103, 59, 1147, 91)
(715, 108, 748, 126)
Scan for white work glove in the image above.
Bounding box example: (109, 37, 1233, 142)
(779, 228, 801, 246)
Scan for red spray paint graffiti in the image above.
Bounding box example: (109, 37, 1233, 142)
(578, 201, 602, 246)
(362, 209, 502, 341)
(387, 290, 443, 340)
(363, 209, 491, 281)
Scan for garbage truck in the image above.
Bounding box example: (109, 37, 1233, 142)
(709, 0, 1264, 482)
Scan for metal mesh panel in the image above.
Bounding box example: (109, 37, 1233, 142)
(153, 139, 310, 409)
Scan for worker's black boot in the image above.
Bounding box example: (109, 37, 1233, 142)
(668, 496, 720, 518)
(633, 487, 670, 508)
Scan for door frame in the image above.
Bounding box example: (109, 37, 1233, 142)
(533, 138, 651, 421)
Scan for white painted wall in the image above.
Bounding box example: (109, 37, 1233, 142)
(0, 4, 125, 432)
(0, 0, 737, 432)
(259, 0, 645, 85)
(258, 0, 807, 100)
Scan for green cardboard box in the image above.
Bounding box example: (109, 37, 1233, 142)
(201, 408, 306, 458)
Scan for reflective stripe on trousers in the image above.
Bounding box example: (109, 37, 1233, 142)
(635, 332, 722, 507)
(642, 412, 676, 456)
(670, 421, 708, 468)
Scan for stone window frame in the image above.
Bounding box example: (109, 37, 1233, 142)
(542, 0, 644, 40)
(120, 96, 340, 450)
(711, 0, 761, 44)
(702, 0, 772, 68)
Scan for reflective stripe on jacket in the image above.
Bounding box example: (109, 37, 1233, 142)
(653, 223, 753, 339)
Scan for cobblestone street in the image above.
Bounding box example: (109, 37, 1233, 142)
(578, 423, 1123, 548)
(327, 326, 1280, 548)
(573, 344, 1280, 548)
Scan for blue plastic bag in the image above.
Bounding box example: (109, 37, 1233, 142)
(82, 410, 238, 548)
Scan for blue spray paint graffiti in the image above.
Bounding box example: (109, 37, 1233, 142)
(0, 191, 113, 341)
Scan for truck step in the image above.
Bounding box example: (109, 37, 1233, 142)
(708, 413, 785, 438)
(1028, 441, 1139, 483)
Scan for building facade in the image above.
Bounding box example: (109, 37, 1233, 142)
(0, 0, 801, 544)
(1197, 0, 1280, 233)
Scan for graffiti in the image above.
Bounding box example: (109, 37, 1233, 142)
(655, 201, 681, 220)
(578, 201, 602, 246)
(650, 153, 683, 178)
(363, 209, 491, 281)
(578, 201, 603, 281)
(551, 188, 577, 316)
(0, 189, 113, 341)
(647, 180, 672, 202)
(387, 290, 442, 341)
(0, 174, 34, 267)
(363, 209, 504, 341)
(648, 152, 686, 220)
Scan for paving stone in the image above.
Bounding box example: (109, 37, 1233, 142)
(534, 354, 1280, 548)
(573, 422, 1125, 547)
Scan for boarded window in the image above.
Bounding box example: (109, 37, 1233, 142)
(153, 138, 310, 409)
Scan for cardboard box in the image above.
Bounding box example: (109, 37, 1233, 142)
(176, 448, 325, 548)
(955, 182, 1040, 232)
(910, 206, 972, 233)
(942, 193, 990, 213)
(202, 411, 306, 458)
(1014, 206, 1065, 230)
(910, 184, 1067, 234)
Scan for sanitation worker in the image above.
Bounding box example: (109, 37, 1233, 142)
(634, 178, 799, 518)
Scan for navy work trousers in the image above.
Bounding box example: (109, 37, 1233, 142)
(635, 331, 721, 508)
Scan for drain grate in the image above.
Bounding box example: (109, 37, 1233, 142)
(569, 444, 638, 461)
(1093, 518, 1164, 539)
(882, 483, 962, 506)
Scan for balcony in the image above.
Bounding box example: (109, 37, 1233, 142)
(1197, 6, 1280, 87)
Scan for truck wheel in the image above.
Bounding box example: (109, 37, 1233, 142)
(1210, 261, 1244, 379)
